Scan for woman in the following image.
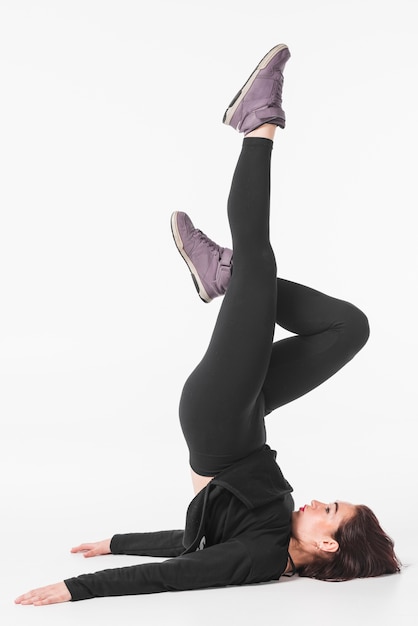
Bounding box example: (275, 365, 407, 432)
(15, 43, 400, 606)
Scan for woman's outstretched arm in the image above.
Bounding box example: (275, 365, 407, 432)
(70, 531, 186, 558)
(14, 533, 287, 605)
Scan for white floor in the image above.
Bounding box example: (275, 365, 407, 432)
(5, 566, 418, 626)
(1, 1, 418, 624)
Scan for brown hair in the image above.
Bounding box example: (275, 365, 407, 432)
(298, 505, 401, 581)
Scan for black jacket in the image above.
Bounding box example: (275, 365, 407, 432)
(65, 445, 294, 600)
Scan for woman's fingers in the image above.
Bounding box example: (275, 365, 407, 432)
(71, 542, 96, 556)
(15, 582, 71, 605)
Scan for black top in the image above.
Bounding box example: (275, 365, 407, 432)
(65, 445, 294, 600)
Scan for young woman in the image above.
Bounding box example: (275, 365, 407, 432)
(15, 43, 400, 606)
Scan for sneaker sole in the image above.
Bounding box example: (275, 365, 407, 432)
(223, 43, 289, 127)
(170, 211, 212, 303)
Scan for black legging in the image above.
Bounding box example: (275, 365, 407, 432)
(179, 137, 369, 476)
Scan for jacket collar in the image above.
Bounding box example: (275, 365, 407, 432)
(211, 445, 293, 509)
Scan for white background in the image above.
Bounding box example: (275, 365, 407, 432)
(1, 0, 417, 624)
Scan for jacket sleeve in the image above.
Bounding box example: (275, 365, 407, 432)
(64, 539, 253, 601)
(110, 530, 185, 557)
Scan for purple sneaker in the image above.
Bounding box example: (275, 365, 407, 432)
(171, 211, 233, 303)
(223, 43, 291, 134)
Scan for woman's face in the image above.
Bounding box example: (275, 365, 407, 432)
(292, 500, 356, 551)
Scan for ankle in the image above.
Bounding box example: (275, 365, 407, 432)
(245, 123, 277, 140)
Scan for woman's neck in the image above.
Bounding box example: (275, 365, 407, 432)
(287, 536, 314, 572)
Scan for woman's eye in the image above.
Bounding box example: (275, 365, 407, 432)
(325, 506, 330, 514)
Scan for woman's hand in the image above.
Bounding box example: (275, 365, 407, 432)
(71, 538, 112, 558)
(15, 582, 71, 606)
(14, 539, 111, 605)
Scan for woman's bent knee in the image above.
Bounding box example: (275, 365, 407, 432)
(344, 303, 370, 354)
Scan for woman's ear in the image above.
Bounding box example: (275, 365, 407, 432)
(317, 537, 339, 553)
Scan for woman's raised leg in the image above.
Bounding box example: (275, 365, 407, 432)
(172, 45, 291, 477)
(177, 132, 277, 476)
